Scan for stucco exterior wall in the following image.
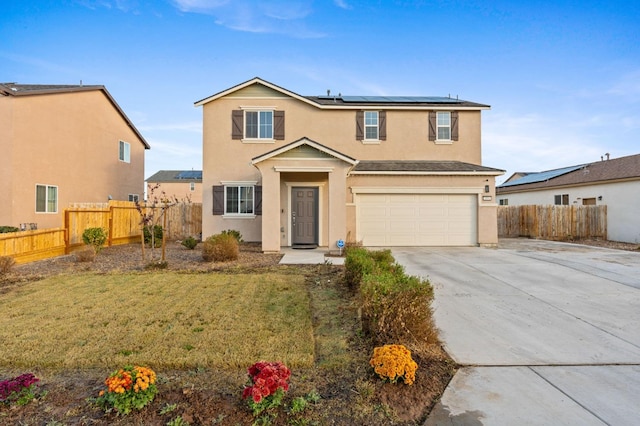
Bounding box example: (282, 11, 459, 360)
(2, 90, 146, 229)
(200, 82, 497, 249)
(147, 182, 202, 203)
(497, 180, 640, 243)
(0, 96, 14, 226)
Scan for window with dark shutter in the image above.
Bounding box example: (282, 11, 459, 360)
(379, 111, 387, 140)
(451, 111, 459, 141)
(254, 186, 262, 215)
(356, 111, 364, 140)
(213, 186, 224, 214)
(428, 111, 436, 141)
(232, 110, 243, 140)
(274, 111, 285, 140)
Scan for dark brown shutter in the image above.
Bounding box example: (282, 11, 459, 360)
(213, 185, 224, 215)
(356, 111, 364, 140)
(254, 186, 262, 215)
(274, 111, 285, 140)
(232, 110, 243, 140)
(379, 111, 387, 140)
(451, 111, 459, 141)
(428, 111, 436, 141)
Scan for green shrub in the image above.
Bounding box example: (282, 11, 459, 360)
(143, 225, 163, 247)
(221, 229, 243, 243)
(346, 247, 437, 349)
(0, 255, 16, 275)
(82, 227, 108, 253)
(181, 236, 198, 250)
(0, 226, 20, 234)
(202, 233, 239, 262)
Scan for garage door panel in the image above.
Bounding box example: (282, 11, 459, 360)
(357, 193, 477, 247)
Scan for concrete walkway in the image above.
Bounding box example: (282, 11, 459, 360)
(279, 247, 345, 265)
(392, 239, 640, 425)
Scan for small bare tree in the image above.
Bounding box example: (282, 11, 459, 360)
(135, 184, 191, 264)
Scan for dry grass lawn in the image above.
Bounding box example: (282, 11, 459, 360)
(0, 271, 315, 369)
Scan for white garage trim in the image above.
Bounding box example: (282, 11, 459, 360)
(356, 193, 478, 246)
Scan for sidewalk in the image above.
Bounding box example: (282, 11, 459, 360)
(278, 247, 345, 265)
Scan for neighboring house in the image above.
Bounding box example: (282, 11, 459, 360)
(0, 83, 149, 229)
(496, 153, 640, 243)
(146, 170, 203, 203)
(196, 77, 504, 252)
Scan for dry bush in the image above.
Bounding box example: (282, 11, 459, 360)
(202, 233, 239, 262)
(75, 246, 96, 262)
(0, 255, 16, 275)
(363, 288, 439, 353)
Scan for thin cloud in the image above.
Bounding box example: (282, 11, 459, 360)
(334, 0, 352, 10)
(171, 0, 327, 38)
(138, 121, 202, 133)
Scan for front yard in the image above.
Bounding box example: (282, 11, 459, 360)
(0, 243, 455, 425)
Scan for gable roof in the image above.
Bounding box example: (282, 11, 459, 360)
(497, 153, 640, 193)
(0, 82, 150, 149)
(351, 160, 504, 175)
(251, 137, 358, 165)
(146, 170, 203, 182)
(195, 77, 490, 110)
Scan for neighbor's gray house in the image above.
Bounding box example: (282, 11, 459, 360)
(196, 77, 504, 252)
(496, 153, 640, 243)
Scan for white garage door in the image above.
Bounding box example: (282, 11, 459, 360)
(356, 193, 477, 246)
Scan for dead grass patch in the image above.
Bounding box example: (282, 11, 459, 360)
(0, 271, 314, 369)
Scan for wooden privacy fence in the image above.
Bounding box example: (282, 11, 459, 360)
(1, 201, 202, 264)
(498, 205, 607, 240)
(0, 228, 67, 264)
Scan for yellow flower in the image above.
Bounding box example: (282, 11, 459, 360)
(370, 344, 418, 385)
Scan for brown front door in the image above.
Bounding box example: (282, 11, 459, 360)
(292, 187, 318, 246)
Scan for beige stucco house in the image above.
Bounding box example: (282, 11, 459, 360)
(146, 170, 203, 203)
(196, 77, 504, 252)
(0, 83, 149, 230)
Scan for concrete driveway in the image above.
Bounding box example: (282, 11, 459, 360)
(392, 239, 640, 425)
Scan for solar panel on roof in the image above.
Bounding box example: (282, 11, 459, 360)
(340, 95, 461, 103)
(176, 171, 202, 179)
(499, 165, 585, 187)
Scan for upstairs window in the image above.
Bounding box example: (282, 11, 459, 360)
(128, 194, 139, 202)
(119, 141, 130, 163)
(245, 111, 273, 139)
(437, 112, 451, 140)
(190, 182, 195, 191)
(429, 111, 459, 142)
(232, 110, 285, 141)
(364, 111, 379, 140)
(356, 111, 386, 142)
(36, 184, 57, 213)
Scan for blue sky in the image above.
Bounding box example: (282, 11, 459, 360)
(2, 0, 639, 184)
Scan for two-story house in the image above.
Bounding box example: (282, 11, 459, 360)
(146, 170, 203, 203)
(196, 78, 503, 252)
(0, 83, 149, 230)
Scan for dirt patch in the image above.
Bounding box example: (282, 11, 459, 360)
(0, 242, 455, 425)
(567, 238, 640, 252)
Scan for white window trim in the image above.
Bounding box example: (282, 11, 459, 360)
(119, 140, 131, 163)
(222, 182, 256, 218)
(128, 194, 139, 202)
(190, 182, 195, 191)
(35, 184, 58, 214)
(364, 111, 379, 141)
(242, 108, 275, 142)
(435, 111, 452, 144)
